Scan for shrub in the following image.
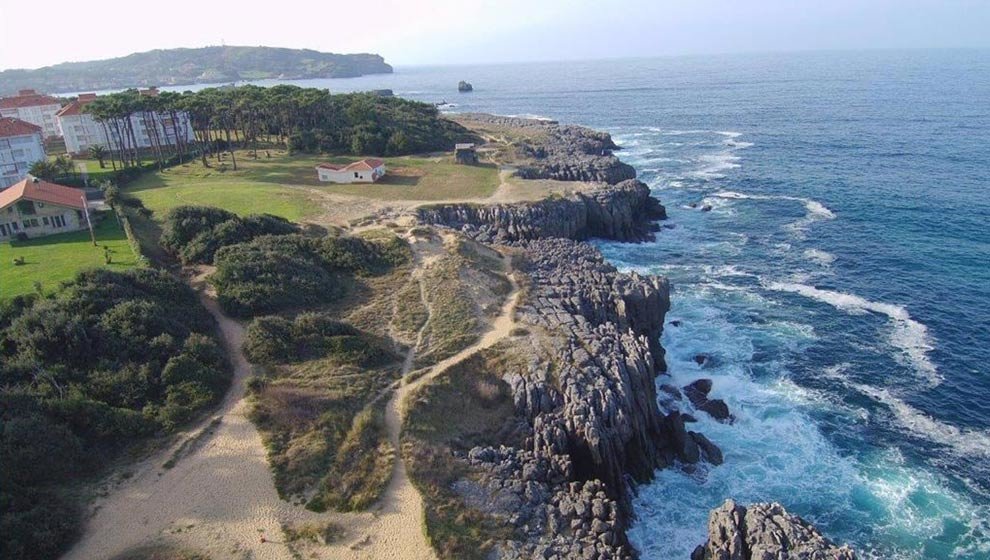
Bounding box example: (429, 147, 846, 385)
(160, 206, 298, 264)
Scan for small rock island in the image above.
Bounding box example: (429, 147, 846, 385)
(458, 80, 474, 92)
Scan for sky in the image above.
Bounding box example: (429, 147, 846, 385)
(1, 0, 989, 71)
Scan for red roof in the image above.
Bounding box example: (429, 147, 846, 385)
(0, 178, 88, 211)
(56, 95, 97, 118)
(315, 159, 385, 172)
(0, 90, 60, 110)
(0, 117, 42, 138)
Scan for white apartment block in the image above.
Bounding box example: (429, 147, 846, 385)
(57, 92, 196, 155)
(0, 89, 63, 139)
(0, 118, 47, 189)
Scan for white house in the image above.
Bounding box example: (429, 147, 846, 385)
(0, 118, 47, 190)
(0, 177, 87, 239)
(56, 92, 196, 155)
(0, 90, 63, 139)
(316, 159, 386, 184)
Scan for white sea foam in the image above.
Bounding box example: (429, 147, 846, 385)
(711, 190, 836, 235)
(803, 248, 837, 266)
(850, 383, 990, 459)
(716, 130, 743, 138)
(765, 282, 941, 385)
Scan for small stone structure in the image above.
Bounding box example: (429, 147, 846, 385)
(454, 143, 478, 165)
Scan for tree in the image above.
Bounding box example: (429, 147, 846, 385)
(88, 145, 108, 169)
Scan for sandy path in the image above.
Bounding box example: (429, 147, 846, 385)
(64, 292, 325, 560)
(319, 244, 520, 559)
(64, 247, 519, 560)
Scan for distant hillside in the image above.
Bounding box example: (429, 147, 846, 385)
(0, 46, 393, 95)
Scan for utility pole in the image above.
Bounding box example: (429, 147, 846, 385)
(81, 194, 96, 246)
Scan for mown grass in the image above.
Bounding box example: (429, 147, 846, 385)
(403, 345, 526, 559)
(125, 150, 498, 216)
(0, 216, 141, 299)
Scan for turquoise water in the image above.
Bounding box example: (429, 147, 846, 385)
(198, 51, 990, 558)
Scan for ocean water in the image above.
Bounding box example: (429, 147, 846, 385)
(201, 51, 990, 558)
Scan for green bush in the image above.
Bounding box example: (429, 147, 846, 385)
(0, 268, 230, 560)
(242, 312, 390, 367)
(160, 206, 298, 264)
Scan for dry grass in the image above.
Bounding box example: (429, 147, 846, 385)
(402, 344, 530, 560)
(111, 545, 209, 560)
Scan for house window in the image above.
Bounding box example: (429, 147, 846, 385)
(43, 216, 49, 225)
(354, 172, 359, 178)
(10, 222, 18, 231)
(16, 200, 36, 215)
(29, 218, 39, 227)
(23, 220, 31, 228)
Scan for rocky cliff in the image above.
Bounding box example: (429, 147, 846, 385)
(692, 500, 856, 560)
(416, 179, 666, 244)
(461, 239, 675, 558)
(454, 113, 637, 184)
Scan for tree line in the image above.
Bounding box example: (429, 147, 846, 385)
(79, 85, 470, 173)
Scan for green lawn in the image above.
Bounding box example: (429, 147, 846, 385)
(1, 218, 141, 299)
(125, 150, 498, 220)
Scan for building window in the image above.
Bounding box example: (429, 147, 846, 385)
(16, 200, 36, 215)
(30, 218, 39, 227)
(354, 172, 359, 178)
(23, 220, 31, 228)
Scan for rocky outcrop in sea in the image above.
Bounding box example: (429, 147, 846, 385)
(692, 500, 857, 560)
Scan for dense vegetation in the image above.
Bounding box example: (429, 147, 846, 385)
(0, 269, 230, 560)
(160, 205, 299, 264)
(0, 46, 391, 95)
(243, 312, 394, 368)
(77, 85, 471, 173)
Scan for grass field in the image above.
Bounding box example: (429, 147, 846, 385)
(125, 150, 499, 220)
(0, 217, 141, 299)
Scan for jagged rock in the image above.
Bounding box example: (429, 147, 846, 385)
(458, 80, 473, 92)
(669, 320, 682, 327)
(692, 500, 856, 560)
(417, 179, 665, 244)
(659, 384, 683, 400)
(701, 205, 713, 212)
(690, 432, 723, 465)
(700, 399, 732, 422)
(684, 379, 733, 423)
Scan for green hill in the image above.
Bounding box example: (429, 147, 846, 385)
(0, 46, 393, 95)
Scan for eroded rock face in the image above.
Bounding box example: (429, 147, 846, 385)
(517, 125, 638, 185)
(460, 240, 723, 559)
(416, 179, 666, 244)
(692, 500, 856, 560)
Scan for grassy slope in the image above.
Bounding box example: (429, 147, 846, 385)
(0, 218, 140, 298)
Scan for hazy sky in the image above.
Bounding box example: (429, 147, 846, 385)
(1, 0, 988, 70)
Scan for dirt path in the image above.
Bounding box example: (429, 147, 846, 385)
(320, 243, 520, 559)
(64, 247, 519, 560)
(63, 291, 321, 560)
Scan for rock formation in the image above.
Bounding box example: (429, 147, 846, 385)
(692, 500, 856, 560)
(458, 80, 474, 92)
(416, 179, 666, 244)
(463, 239, 680, 558)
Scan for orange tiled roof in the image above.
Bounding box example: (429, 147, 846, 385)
(0, 117, 42, 137)
(55, 94, 98, 118)
(0, 90, 60, 110)
(315, 159, 385, 172)
(0, 178, 87, 211)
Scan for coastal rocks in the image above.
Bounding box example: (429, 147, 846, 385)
(458, 239, 722, 558)
(416, 179, 666, 244)
(692, 500, 857, 560)
(458, 80, 474, 92)
(517, 125, 638, 184)
(684, 379, 733, 423)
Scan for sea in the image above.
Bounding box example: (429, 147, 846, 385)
(170, 50, 990, 558)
